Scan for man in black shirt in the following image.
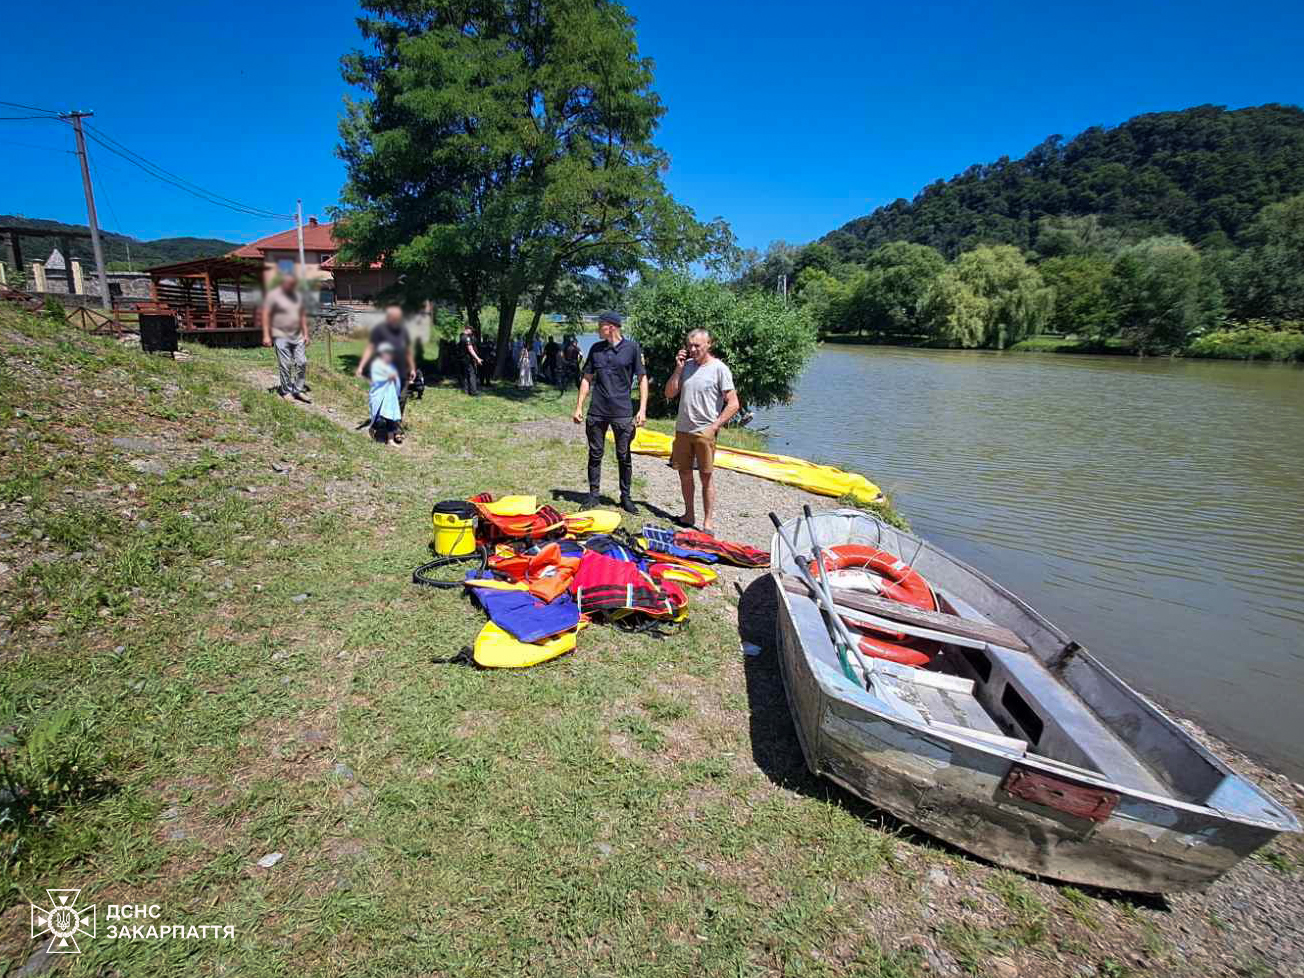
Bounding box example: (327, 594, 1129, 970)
(459, 324, 483, 396)
(572, 312, 646, 513)
(356, 305, 417, 406)
(543, 335, 560, 385)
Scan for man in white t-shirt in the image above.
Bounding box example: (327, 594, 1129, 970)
(663, 329, 740, 533)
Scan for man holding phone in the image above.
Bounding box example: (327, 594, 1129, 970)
(663, 328, 740, 533)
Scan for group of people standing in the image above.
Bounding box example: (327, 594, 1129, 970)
(262, 278, 418, 447)
(263, 281, 739, 531)
(573, 311, 738, 533)
(456, 327, 581, 396)
(457, 309, 743, 532)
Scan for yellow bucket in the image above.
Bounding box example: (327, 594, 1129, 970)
(431, 501, 478, 557)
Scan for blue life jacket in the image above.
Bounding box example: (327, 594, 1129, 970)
(641, 525, 718, 563)
(463, 572, 580, 642)
(582, 534, 646, 567)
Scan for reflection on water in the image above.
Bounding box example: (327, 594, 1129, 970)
(754, 345, 1304, 778)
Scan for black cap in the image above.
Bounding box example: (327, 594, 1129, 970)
(597, 310, 623, 327)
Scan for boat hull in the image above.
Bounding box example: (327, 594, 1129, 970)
(772, 514, 1295, 894)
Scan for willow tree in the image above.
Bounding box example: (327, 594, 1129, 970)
(1108, 237, 1225, 353)
(335, 0, 726, 376)
(920, 245, 1052, 348)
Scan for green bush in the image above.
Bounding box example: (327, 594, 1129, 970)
(1186, 321, 1304, 361)
(628, 274, 817, 416)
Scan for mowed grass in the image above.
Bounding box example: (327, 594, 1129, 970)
(0, 311, 925, 976)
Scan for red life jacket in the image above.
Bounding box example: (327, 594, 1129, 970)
(488, 541, 582, 603)
(469, 493, 567, 545)
(570, 550, 686, 619)
(673, 530, 770, 568)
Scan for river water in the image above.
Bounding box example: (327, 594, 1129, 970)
(754, 345, 1304, 779)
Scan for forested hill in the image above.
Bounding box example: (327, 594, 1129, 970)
(0, 215, 238, 271)
(822, 104, 1304, 260)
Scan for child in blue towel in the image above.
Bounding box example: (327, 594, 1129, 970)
(369, 342, 403, 444)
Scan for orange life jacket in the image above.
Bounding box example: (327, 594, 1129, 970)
(488, 541, 582, 603)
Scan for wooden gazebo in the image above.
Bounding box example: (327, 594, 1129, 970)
(140, 255, 265, 341)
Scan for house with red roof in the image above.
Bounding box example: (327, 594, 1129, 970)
(231, 217, 398, 304)
(230, 217, 339, 286)
(319, 253, 400, 305)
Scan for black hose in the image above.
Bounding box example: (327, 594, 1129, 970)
(412, 547, 488, 590)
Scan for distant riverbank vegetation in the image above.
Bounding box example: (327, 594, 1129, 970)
(737, 197, 1304, 360)
(745, 199, 1304, 365)
(734, 105, 1304, 360)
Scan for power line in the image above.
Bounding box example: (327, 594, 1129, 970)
(83, 150, 289, 237)
(0, 99, 62, 115)
(85, 151, 136, 269)
(86, 148, 131, 269)
(1, 98, 295, 245)
(82, 122, 292, 220)
(84, 133, 291, 221)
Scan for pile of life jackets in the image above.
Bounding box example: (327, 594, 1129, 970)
(435, 494, 770, 669)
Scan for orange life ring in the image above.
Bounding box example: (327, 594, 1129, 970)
(808, 545, 936, 612)
(808, 545, 938, 667)
(847, 627, 934, 667)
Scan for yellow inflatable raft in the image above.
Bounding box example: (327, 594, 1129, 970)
(622, 429, 882, 505)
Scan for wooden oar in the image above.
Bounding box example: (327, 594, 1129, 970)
(780, 576, 1030, 653)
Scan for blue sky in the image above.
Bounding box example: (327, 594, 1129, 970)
(1, 0, 1301, 252)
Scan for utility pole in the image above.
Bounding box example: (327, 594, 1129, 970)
(295, 200, 306, 280)
(296, 200, 319, 372)
(64, 111, 111, 310)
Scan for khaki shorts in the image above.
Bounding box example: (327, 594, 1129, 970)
(670, 431, 717, 473)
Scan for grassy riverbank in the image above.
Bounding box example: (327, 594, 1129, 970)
(1, 306, 1301, 977)
(1006, 336, 1138, 355)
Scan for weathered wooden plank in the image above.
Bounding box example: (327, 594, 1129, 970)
(782, 576, 1030, 652)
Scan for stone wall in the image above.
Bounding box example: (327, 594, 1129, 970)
(17, 260, 152, 300)
(34, 292, 115, 311)
(50, 271, 152, 300)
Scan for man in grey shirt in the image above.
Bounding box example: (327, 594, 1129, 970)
(663, 328, 740, 533)
(261, 274, 310, 403)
